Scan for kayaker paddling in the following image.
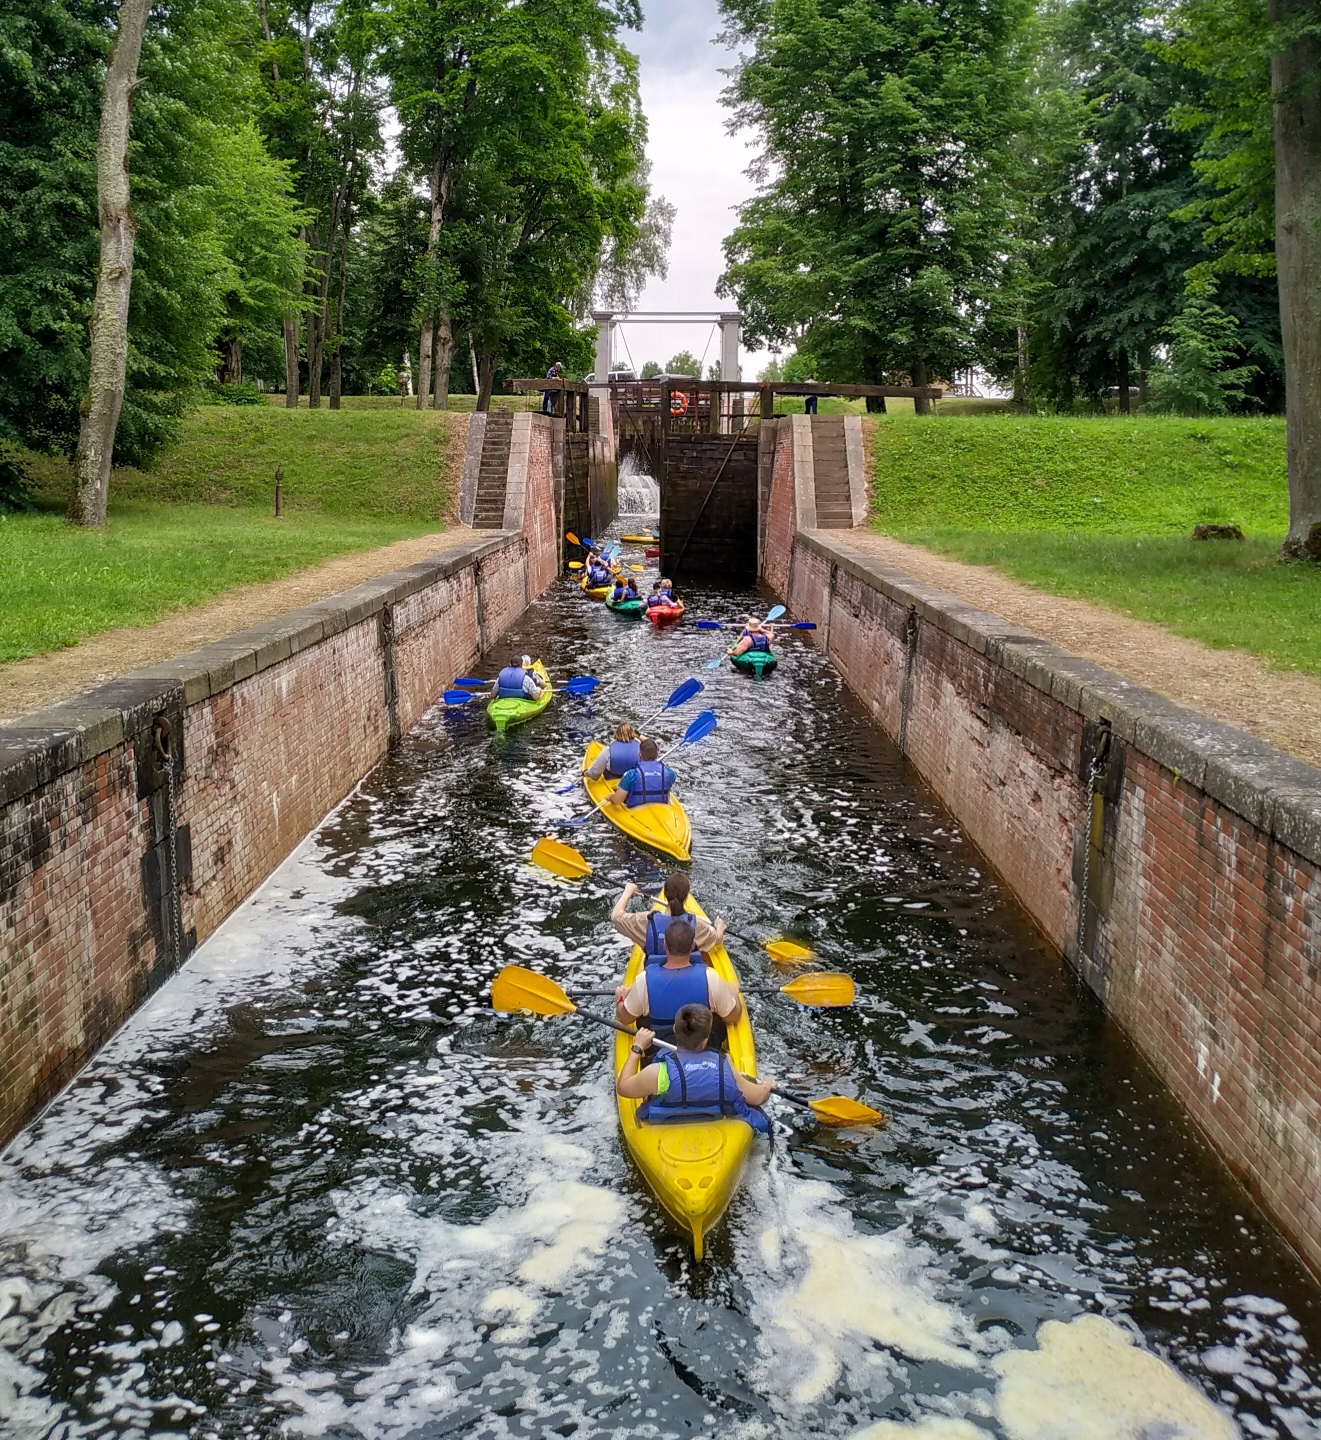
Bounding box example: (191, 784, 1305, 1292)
(616, 1005, 774, 1134)
(729, 616, 774, 659)
(586, 554, 612, 588)
(614, 915, 744, 1044)
(610, 876, 726, 957)
(644, 578, 679, 610)
(585, 723, 644, 781)
(492, 654, 548, 702)
(609, 575, 640, 604)
(606, 737, 676, 809)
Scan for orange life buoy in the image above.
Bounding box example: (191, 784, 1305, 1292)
(669, 389, 689, 416)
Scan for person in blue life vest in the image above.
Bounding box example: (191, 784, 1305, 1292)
(613, 916, 743, 1044)
(542, 361, 565, 414)
(491, 654, 547, 702)
(609, 874, 726, 957)
(586, 552, 612, 587)
(644, 581, 665, 610)
(609, 574, 639, 604)
(585, 723, 644, 781)
(606, 736, 676, 809)
(645, 577, 677, 609)
(728, 615, 774, 659)
(616, 1003, 774, 1134)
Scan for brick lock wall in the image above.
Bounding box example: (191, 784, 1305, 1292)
(0, 526, 558, 1145)
(762, 425, 796, 597)
(776, 526, 1321, 1274)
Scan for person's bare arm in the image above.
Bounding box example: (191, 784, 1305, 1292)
(616, 1028, 661, 1098)
(615, 976, 645, 1029)
(711, 976, 743, 1027)
(610, 881, 641, 926)
(735, 1070, 775, 1107)
(606, 785, 627, 806)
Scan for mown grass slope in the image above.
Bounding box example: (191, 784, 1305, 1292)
(868, 414, 1321, 676)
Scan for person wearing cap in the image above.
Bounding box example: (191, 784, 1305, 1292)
(492, 654, 547, 701)
(729, 616, 774, 658)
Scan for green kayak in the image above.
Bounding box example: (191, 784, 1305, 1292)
(486, 659, 553, 731)
(731, 648, 777, 676)
(605, 596, 646, 619)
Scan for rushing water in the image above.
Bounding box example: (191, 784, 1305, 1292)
(3, 562, 1321, 1440)
(617, 458, 659, 518)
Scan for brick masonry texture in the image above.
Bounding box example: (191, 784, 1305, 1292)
(777, 523, 1321, 1274)
(0, 483, 564, 1144)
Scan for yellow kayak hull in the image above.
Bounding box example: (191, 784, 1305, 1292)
(614, 894, 757, 1260)
(620, 533, 658, 544)
(579, 565, 619, 601)
(582, 741, 692, 862)
(485, 659, 552, 731)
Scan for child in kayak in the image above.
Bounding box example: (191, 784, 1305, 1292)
(586, 723, 644, 781)
(492, 655, 547, 701)
(586, 554, 612, 587)
(616, 1004, 774, 1133)
(729, 616, 774, 658)
(609, 574, 640, 604)
(645, 579, 678, 610)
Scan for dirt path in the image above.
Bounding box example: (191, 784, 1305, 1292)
(837, 529, 1321, 770)
(0, 527, 478, 723)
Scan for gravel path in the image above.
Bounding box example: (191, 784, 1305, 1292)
(0, 527, 477, 723)
(836, 529, 1321, 770)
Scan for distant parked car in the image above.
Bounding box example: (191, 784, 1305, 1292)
(585, 370, 638, 384)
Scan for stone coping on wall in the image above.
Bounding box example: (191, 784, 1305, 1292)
(799, 529, 1321, 869)
(0, 531, 518, 809)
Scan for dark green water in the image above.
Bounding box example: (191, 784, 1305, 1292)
(2, 567, 1320, 1440)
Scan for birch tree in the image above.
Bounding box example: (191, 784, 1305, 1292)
(69, 0, 151, 528)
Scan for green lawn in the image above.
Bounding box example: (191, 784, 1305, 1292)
(868, 414, 1321, 676)
(2, 404, 458, 665)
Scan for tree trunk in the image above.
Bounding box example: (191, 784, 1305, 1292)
(417, 312, 434, 409)
(69, 0, 152, 528)
(470, 334, 480, 393)
(1271, 0, 1321, 555)
(283, 310, 300, 407)
(1015, 315, 1031, 408)
(417, 141, 450, 410)
(912, 358, 930, 416)
(1138, 352, 1150, 409)
(1117, 349, 1131, 414)
(432, 312, 454, 410)
(216, 334, 242, 386)
(329, 215, 348, 410)
(476, 351, 496, 411)
(307, 219, 333, 408)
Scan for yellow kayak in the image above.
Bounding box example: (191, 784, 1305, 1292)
(621, 533, 658, 544)
(486, 659, 552, 731)
(582, 740, 692, 861)
(614, 892, 757, 1261)
(580, 571, 615, 601)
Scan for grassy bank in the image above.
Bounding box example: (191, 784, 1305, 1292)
(3, 404, 460, 666)
(868, 414, 1321, 676)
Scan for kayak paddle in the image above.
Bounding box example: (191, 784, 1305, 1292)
(696, 620, 816, 631)
(451, 677, 487, 687)
(529, 836, 593, 879)
(444, 675, 600, 705)
(705, 606, 786, 668)
(766, 939, 815, 964)
(552, 678, 705, 793)
(490, 967, 885, 1125)
(573, 972, 855, 1008)
(566, 532, 594, 549)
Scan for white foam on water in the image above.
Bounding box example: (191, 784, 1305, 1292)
(993, 1314, 1240, 1440)
(744, 1172, 982, 1407)
(853, 1420, 989, 1439)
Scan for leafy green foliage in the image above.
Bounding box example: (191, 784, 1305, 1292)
(1148, 294, 1259, 414)
(666, 351, 701, 377)
(718, 0, 1032, 386)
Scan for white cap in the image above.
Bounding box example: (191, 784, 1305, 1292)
(521, 654, 532, 668)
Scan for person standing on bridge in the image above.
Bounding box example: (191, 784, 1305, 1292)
(543, 361, 565, 415)
(803, 377, 819, 415)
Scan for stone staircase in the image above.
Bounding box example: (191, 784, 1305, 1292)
(471, 412, 513, 528)
(810, 416, 854, 528)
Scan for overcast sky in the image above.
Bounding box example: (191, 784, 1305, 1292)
(613, 0, 775, 380)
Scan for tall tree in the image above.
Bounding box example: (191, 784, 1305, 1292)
(69, 0, 151, 526)
(718, 0, 1032, 409)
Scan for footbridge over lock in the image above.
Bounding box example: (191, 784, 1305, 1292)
(489, 308, 945, 579)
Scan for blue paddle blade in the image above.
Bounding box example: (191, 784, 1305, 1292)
(665, 677, 703, 709)
(563, 675, 600, 695)
(558, 814, 592, 828)
(452, 676, 486, 687)
(706, 655, 725, 670)
(787, 621, 817, 630)
(695, 620, 723, 630)
(766, 604, 786, 622)
(443, 689, 474, 706)
(681, 709, 718, 745)
(555, 780, 579, 794)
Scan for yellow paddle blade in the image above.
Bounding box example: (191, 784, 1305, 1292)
(529, 836, 592, 880)
(809, 1095, 888, 1127)
(491, 965, 578, 1017)
(568, 560, 584, 570)
(628, 564, 646, 572)
(778, 972, 855, 1007)
(766, 939, 815, 965)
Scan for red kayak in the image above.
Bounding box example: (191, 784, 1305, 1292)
(647, 600, 685, 626)
(645, 546, 660, 559)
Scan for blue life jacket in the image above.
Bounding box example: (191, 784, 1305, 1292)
(625, 759, 672, 808)
(496, 665, 527, 699)
(641, 959, 710, 1032)
(606, 739, 641, 777)
(611, 581, 638, 602)
(658, 589, 675, 603)
(645, 592, 664, 608)
(741, 629, 770, 652)
(639, 1050, 770, 1134)
(645, 911, 702, 967)
(588, 564, 610, 585)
